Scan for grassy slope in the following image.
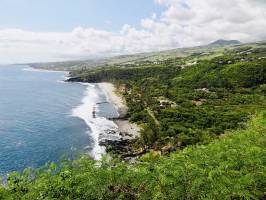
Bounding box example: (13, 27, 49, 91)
(1, 113, 265, 199)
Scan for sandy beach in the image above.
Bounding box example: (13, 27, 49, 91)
(98, 82, 128, 117)
(98, 82, 140, 139)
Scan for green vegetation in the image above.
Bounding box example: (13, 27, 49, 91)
(1, 113, 265, 199)
(2, 42, 265, 199)
(68, 44, 266, 152)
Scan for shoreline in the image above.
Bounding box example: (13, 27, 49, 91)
(72, 81, 140, 159)
(71, 83, 107, 160)
(98, 82, 140, 142)
(24, 66, 68, 73)
(98, 82, 128, 117)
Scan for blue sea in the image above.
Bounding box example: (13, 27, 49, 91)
(0, 65, 118, 174)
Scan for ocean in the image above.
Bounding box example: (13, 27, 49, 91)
(0, 65, 118, 174)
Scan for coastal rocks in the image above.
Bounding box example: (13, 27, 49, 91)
(100, 139, 133, 155)
(97, 118, 141, 156)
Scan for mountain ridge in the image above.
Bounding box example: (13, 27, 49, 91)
(208, 39, 241, 46)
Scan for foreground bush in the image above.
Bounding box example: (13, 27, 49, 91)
(1, 113, 266, 200)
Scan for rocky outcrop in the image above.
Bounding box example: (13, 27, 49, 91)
(98, 128, 137, 156)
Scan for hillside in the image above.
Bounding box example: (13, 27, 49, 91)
(30, 40, 258, 71)
(68, 42, 266, 155)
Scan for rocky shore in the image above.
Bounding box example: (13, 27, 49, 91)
(98, 82, 140, 157)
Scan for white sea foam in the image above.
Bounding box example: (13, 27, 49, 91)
(72, 83, 118, 160)
(56, 80, 66, 84)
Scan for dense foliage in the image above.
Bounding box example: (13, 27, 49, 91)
(69, 45, 266, 152)
(1, 113, 265, 199)
(1, 43, 265, 199)
(68, 65, 181, 83)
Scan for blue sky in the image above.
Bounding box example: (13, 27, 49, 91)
(0, 0, 164, 32)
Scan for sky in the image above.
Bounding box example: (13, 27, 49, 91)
(0, 0, 266, 64)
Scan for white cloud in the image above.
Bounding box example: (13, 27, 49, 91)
(153, 0, 266, 45)
(0, 0, 265, 64)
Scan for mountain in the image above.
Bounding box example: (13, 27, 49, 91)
(208, 39, 241, 47)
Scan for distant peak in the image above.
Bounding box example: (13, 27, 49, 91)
(208, 39, 241, 47)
